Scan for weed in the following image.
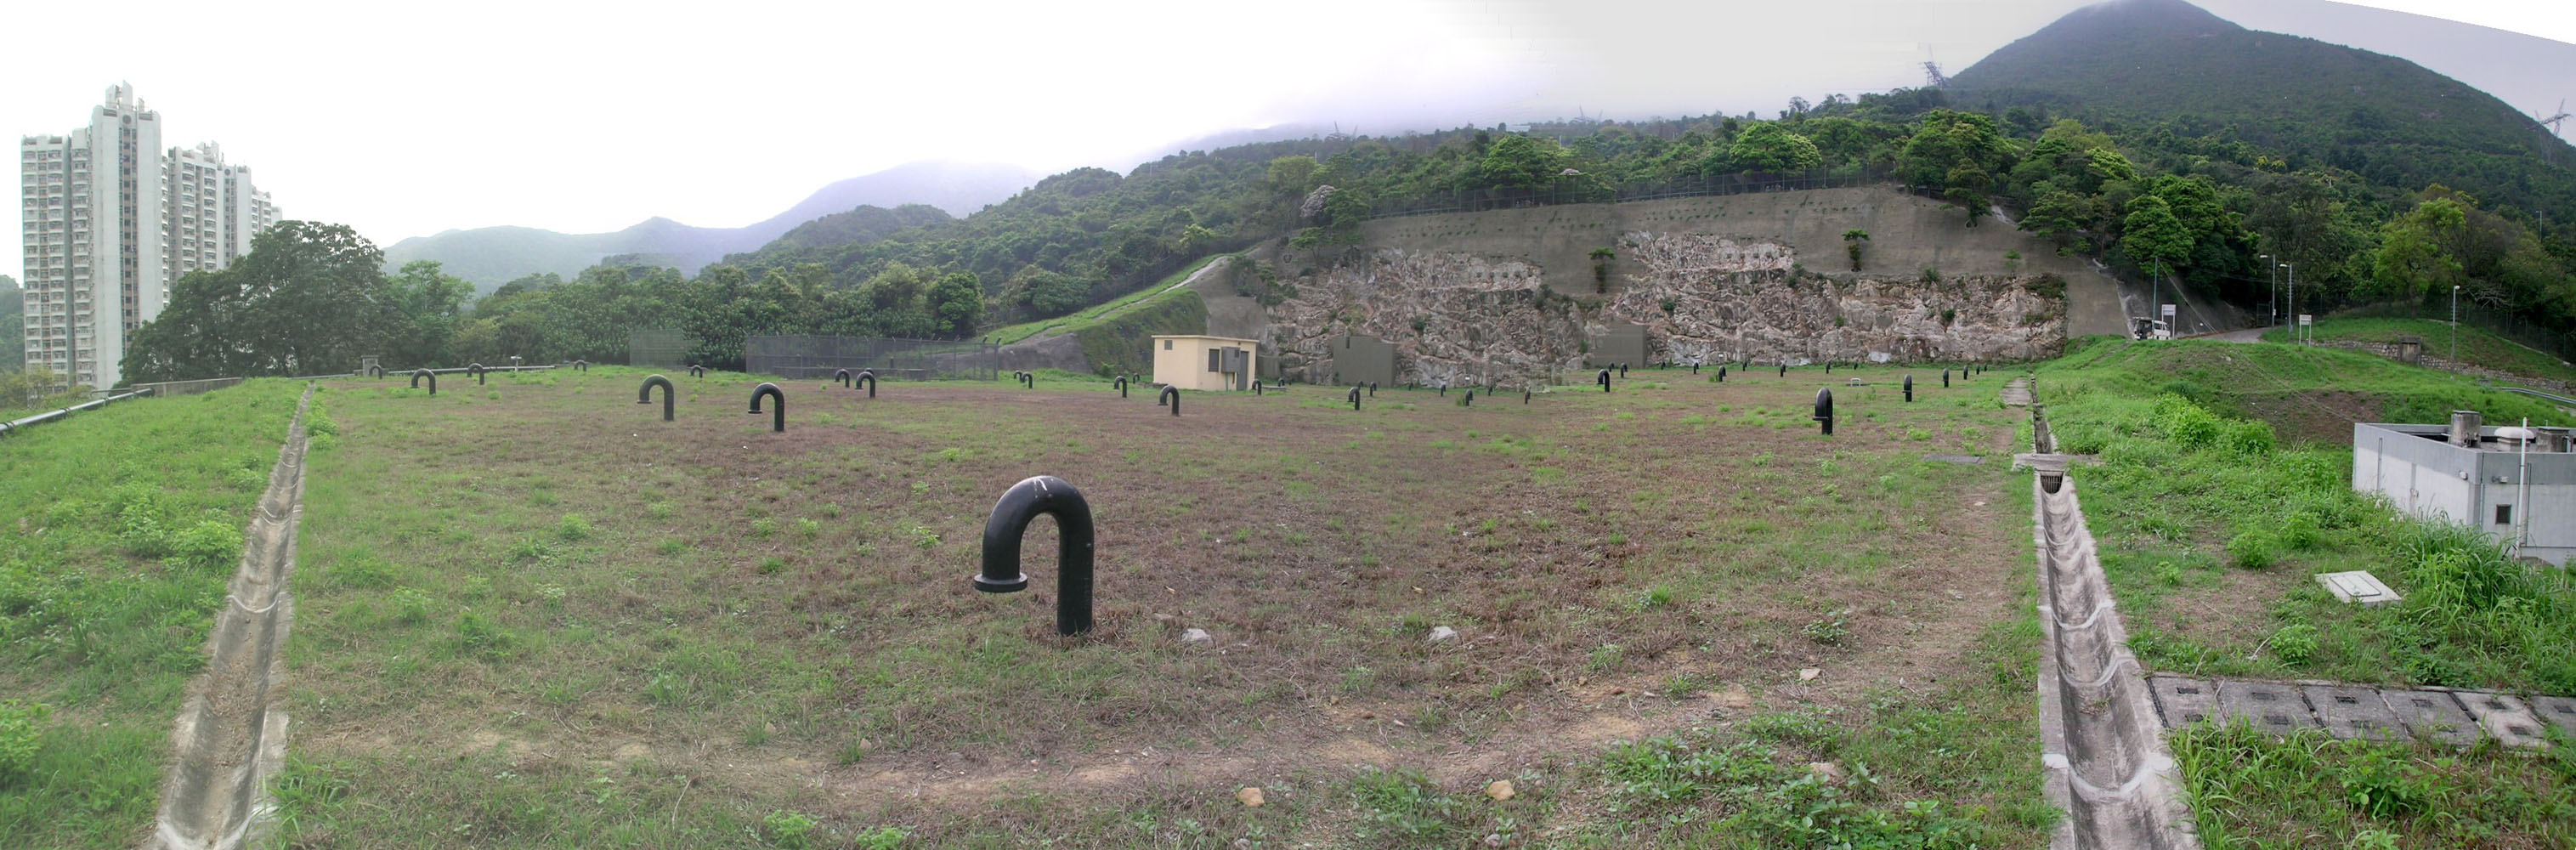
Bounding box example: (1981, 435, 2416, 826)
(2268, 623, 2319, 665)
(909, 524, 941, 549)
(759, 557, 786, 575)
(1350, 768, 1467, 844)
(761, 809, 820, 849)
(1803, 609, 1854, 645)
(750, 518, 779, 539)
(555, 513, 594, 541)
(0, 700, 50, 779)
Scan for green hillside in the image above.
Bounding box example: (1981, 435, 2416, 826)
(1950, 0, 2576, 222)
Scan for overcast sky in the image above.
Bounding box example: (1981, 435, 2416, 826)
(5, 0, 2571, 277)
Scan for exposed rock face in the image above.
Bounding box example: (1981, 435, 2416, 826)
(1612, 232, 2064, 366)
(1269, 249, 1588, 388)
(1265, 233, 2064, 386)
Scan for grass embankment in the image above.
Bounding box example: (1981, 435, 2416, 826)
(984, 255, 1224, 346)
(0, 379, 309, 847)
(2263, 316, 2576, 387)
(2035, 338, 2576, 846)
(270, 364, 2049, 847)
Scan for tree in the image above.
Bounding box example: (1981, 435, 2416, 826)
(1476, 134, 1566, 190)
(927, 272, 983, 338)
(1900, 110, 2012, 226)
(1725, 122, 1824, 173)
(388, 260, 473, 367)
(126, 221, 398, 382)
(1843, 229, 1871, 270)
(2120, 196, 2193, 280)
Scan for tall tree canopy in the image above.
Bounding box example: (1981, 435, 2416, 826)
(125, 222, 402, 382)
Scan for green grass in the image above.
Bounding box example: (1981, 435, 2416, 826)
(261, 363, 2047, 846)
(0, 379, 306, 848)
(2262, 316, 2576, 386)
(984, 255, 1223, 345)
(2170, 722, 2576, 847)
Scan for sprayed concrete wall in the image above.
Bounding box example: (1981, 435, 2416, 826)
(1192, 186, 2126, 388)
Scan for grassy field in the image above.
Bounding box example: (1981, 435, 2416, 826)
(0, 379, 307, 847)
(2035, 337, 2576, 847)
(2263, 316, 2576, 387)
(261, 363, 2050, 847)
(984, 256, 1222, 346)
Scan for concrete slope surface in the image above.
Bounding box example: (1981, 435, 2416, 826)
(149, 385, 313, 850)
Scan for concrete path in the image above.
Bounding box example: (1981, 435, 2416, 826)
(2149, 674, 2576, 749)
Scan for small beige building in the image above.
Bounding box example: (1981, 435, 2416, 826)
(1152, 335, 1260, 392)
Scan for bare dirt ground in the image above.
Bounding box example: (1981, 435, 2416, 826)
(278, 367, 2039, 844)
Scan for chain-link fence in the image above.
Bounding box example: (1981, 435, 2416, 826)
(1369, 166, 1898, 219)
(2343, 303, 2576, 366)
(627, 328, 690, 368)
(745, 336, 999, 382)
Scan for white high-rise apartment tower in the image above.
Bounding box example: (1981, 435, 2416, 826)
(19, 84, 280, 389)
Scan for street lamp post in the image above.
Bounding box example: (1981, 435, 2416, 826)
(2259, 253, 2274, 326)
(2280, 263, 2296, 343)
(2452, 286, 2461, 370)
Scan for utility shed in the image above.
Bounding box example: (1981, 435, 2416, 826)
(1152, 335, 1260, 392)
(2353, 415, 2574, 565)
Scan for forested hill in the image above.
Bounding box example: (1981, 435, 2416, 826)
(1948, 0, 2575, 220)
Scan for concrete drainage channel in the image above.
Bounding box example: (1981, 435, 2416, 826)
(149, 383, 314, 850)
(2020, 380, 2199, 850)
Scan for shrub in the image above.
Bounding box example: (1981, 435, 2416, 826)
(555, 513, 594, 541)
(2154, 395, 2225, 448)
(2222, 419, 2276, 456)
(169, 519, 244, 571)
(2276, 511, 2324, 551)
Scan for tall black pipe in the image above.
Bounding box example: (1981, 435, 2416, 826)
(1692, 361, 1701, 374)
(1814, 388, 1834, 435)
(410, 369, 437, 395)
(1349, 386, 1362, 411)
(857, 370, 876, 398)
(1596, 369, 1611, 393)
(638, 375, 675, 422)
(1115, 376, 1129, 398)
(1904, 374, 1914, 403)
(1944, 369, 1951, 388)
(973, 475, 1096, 637)
(1438, 382, 1447, 397)
(1825, 362, 1832, 375)
(1718, 366, 1727, 382)
(1619, 363, 1628, 378)
(1368, 382, 1376, 397)
(469, 362, 486, 385)
(1255, 382, 1265, 396)
(835, 368, 852, 388)
(1160, 385, 1180, 416)
(1523, 388, 1531, 404)
(1022, 371, 1035, 388)
(748, 382, 785, 433)
(1779, 363, 1786, 377)
(1463, 388, 1474, 406)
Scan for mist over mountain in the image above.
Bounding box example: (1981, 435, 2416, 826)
(382, 161, 1035, 290)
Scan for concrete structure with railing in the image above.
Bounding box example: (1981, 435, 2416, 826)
(2353, 414, 2574, 565)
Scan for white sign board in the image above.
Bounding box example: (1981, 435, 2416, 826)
(2299, 314, 2313, 326)
(2160, 304, 2177, 320)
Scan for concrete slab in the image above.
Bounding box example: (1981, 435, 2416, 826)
(2313, 570, 2403, 606)
(2381, 689, 2482, 745)
(2301, 684, 2408, 741)
(2216, 680, 2318, 734)
(2531, 695, 2576, 738)
(2455, 691, 2551, 747)
(2147, 674, 2218, 727)
(1922, 454, 1984, 465)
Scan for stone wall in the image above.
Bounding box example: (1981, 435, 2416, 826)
(1264, 233, 2065, 388)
